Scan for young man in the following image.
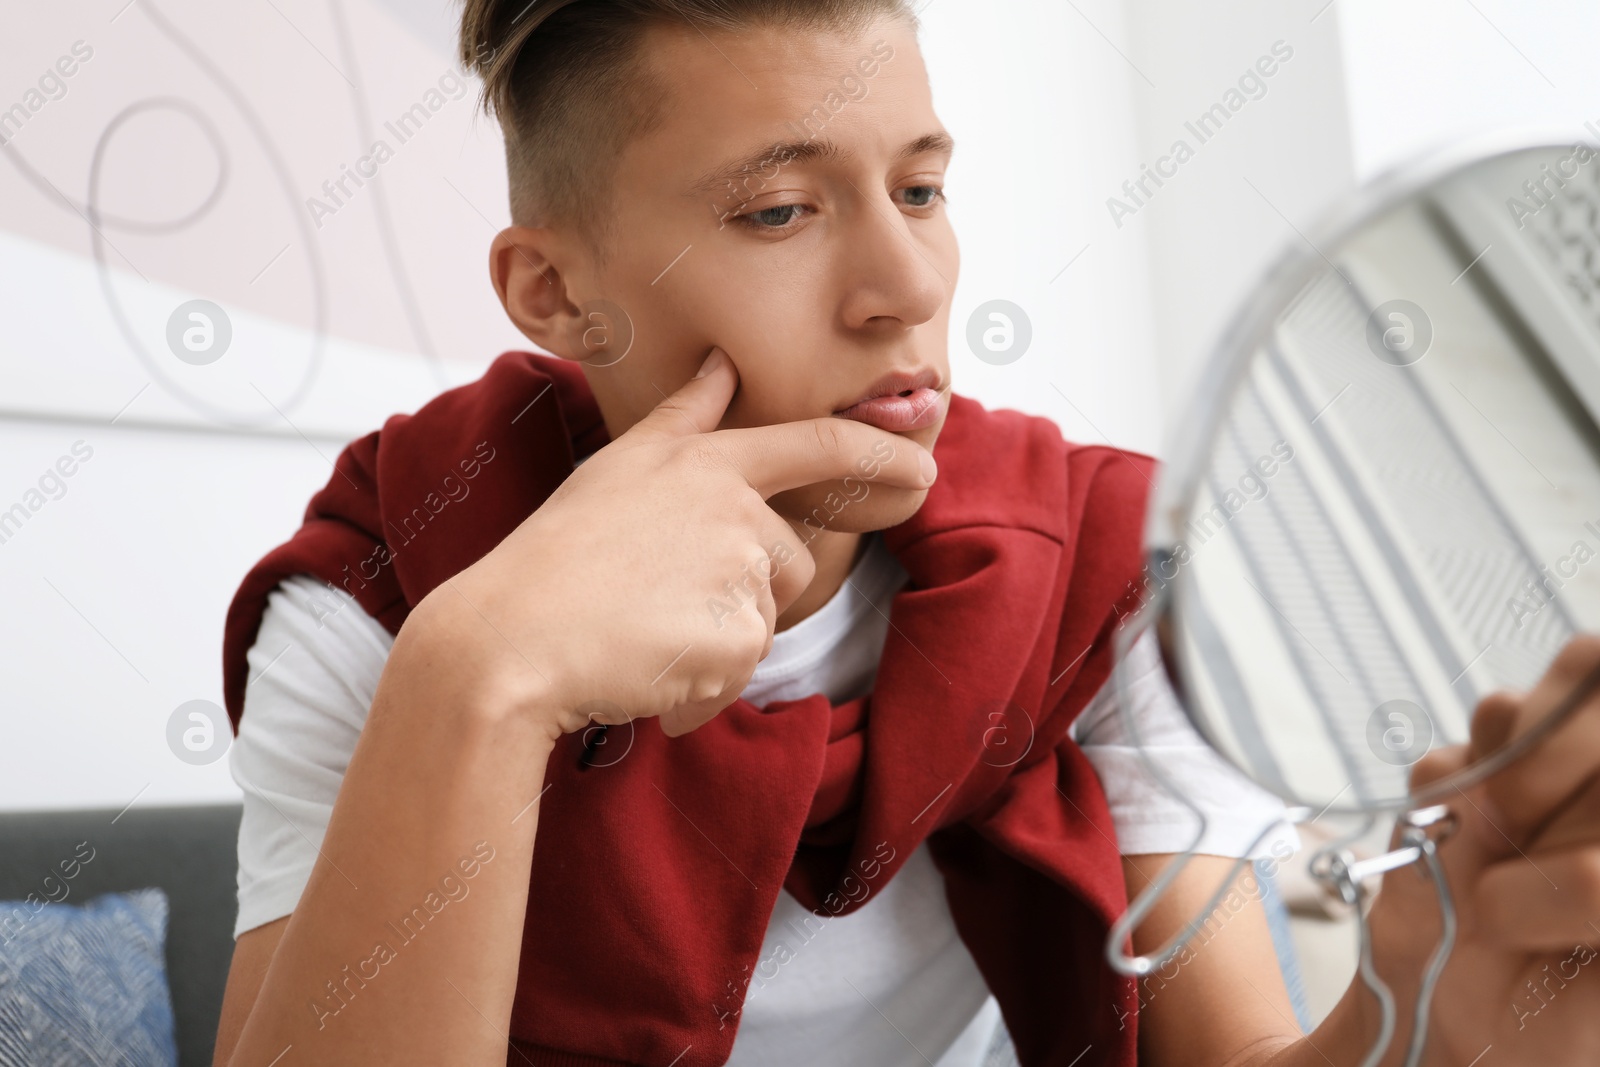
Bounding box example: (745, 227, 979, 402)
(214, 2, 1600, 1065)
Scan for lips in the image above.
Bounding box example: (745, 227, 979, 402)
(833, 369, 944, 433)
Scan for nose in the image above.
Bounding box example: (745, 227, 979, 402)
(836, 190, 951, 333)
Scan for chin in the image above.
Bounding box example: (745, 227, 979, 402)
(768, 479, 930, 539)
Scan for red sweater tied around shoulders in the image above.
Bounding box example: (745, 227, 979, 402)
(222, 352, 1155, 1067)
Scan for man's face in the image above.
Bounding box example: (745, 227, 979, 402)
(560, 14, 958, 533)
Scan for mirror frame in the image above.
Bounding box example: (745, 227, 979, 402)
(1143, 126, 1600, 817)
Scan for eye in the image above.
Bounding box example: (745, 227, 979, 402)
(733, 203, 811, 231)
(898, 184, 947, 210)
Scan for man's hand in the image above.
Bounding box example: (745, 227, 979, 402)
(428, 346, 939, 741)
(1361, 635, 1600, 1065)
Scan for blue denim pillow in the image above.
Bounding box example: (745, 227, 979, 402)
(0, 887, 177, 1067)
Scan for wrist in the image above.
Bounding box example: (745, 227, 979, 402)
(1301, 899, 1440, 1067)
(400, 582, 575, 747)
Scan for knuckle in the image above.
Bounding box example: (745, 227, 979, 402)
(1469, 690, 1521, 748)
(688, 676, 726, 705)
(784, 554, 815, 591)
(1408, 746, 1462, 790)
(743, 546, 774, 577)
(732, 485, 762, 517)
(789, 542, 817, 577)
(653, 395, 688, 424)
(1574, 849, 1600, 902)
(810, 417, 845, 459)
(1558, 634, 1600, 675)
(675, 436, 723, 477)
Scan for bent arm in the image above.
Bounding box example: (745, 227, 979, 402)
(1123, 852, 1303, 1067)
(215, 591, 561, 1067)
(1128, 851, 1405, 1067)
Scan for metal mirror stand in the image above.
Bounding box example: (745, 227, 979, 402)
(1099, 592, 1457, 1067)
(1105, 560, 1600, 1066)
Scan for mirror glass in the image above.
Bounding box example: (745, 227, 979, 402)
(1160, 142, 1600, 812)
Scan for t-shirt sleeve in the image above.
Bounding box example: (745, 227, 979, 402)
(229, 575, 395, 938)
(1069, 630, 1301, 860)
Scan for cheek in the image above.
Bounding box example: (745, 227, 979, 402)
(658, 274, 837, 426)
(721, 370, 832, 431)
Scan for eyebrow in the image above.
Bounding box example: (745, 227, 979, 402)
(688, 131, 955, 200)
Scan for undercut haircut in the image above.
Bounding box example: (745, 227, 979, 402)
(458, 0, 917, 250)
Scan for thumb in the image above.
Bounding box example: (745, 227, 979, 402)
(636, 347, 737, 439)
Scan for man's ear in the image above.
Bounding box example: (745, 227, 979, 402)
(489, 226, 584, 358)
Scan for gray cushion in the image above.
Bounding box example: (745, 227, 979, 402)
(0, 805, 242, 1067)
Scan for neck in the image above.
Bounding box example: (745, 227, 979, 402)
(774, 525, 868, 632)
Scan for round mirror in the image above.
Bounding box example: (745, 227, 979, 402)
(1150, 133, 1600, 814)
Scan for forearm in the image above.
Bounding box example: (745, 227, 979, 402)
(1122, 852, 1419, 1067)
(1246, 982, 1386, 1067)
(225, 593, 561, 1066)
(1256, 922, 1436, 1067)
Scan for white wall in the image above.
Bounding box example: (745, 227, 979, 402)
(923, 0, 1163, 457)
(1121, 0, 1358, 420)
(1337, 0, 1600, 181)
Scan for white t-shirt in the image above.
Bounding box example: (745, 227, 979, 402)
(231, 531, 1295, 1066)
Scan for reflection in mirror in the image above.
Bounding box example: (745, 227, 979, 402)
(1161, 143, 1600, 813)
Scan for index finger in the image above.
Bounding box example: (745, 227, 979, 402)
(1476, 635, 1600, 841)
(709, 417, 939, 500)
